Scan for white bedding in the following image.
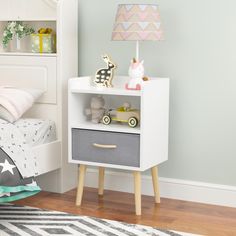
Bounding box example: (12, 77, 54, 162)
(14, 119, 56, 147)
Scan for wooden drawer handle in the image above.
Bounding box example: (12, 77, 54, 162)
(93, 143, 117, 149)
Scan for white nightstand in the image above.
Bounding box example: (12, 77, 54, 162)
(68, 76, 169, 215)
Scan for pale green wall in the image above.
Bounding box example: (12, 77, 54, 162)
(78, 0, 236, 186)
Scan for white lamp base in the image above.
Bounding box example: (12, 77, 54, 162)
(136, 40, 139, 61)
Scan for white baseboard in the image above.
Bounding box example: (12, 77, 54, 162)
(84, 168, 236, 208)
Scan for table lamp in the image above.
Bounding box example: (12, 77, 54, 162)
(112, 4, 163, 90)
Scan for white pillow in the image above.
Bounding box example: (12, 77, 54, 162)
(0, 87, 44, 123)
(0, 105, 15, 123)
(21, 88, 44, 100)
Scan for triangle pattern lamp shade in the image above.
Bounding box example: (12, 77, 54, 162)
(112, 4, 164, 41)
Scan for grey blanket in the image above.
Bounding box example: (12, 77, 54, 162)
(0, 119, 40, 203)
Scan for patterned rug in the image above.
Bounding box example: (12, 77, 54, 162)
(0, 204, 197, 236)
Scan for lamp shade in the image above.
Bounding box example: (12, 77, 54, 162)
(112, 4, 163, 41)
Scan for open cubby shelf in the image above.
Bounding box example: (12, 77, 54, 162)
(0, 20, 57, 54)
(69, 87, 141, 134)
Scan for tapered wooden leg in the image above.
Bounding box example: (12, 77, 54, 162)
(151, 166, 160, 203)
(76, 165, 86, 206)
(133, 171, 141, 215)
(98, 167, 105, 196)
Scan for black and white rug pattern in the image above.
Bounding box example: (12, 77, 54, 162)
(0, 204, 197, 236)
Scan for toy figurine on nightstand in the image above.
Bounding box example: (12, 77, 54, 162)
(102, 102, 140, 128)
(85, 96, 106, 123)
(94, 54, 117, 88)
(126, 58, 150, 90)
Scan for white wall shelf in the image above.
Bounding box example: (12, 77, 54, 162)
(0, 20, 57, 53)
(0, 52, 57, 57)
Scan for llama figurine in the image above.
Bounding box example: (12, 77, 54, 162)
(94, 55, 117, 88)
(126, 58, 145, 90)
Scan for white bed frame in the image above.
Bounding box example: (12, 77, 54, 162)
(0, 0, 78, 193)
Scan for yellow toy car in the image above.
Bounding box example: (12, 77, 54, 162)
(102, 103, 140, 128)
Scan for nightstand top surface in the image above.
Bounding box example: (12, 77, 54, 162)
(69, 76, 169, 96)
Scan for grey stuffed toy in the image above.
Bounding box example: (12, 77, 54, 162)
(85, 96, 106, 123)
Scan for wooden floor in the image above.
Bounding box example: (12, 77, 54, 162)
(14, 187, 236, 236)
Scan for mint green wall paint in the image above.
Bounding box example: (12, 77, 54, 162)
(78, 0, 236, 186)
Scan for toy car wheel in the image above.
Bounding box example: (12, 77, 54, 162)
(128, 117, 138, 128)
(102, 115, 111, 125)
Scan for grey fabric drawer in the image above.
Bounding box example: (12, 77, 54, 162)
(72, 129, 140, 167)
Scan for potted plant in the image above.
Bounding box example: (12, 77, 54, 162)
(2, 21, 35, 52)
